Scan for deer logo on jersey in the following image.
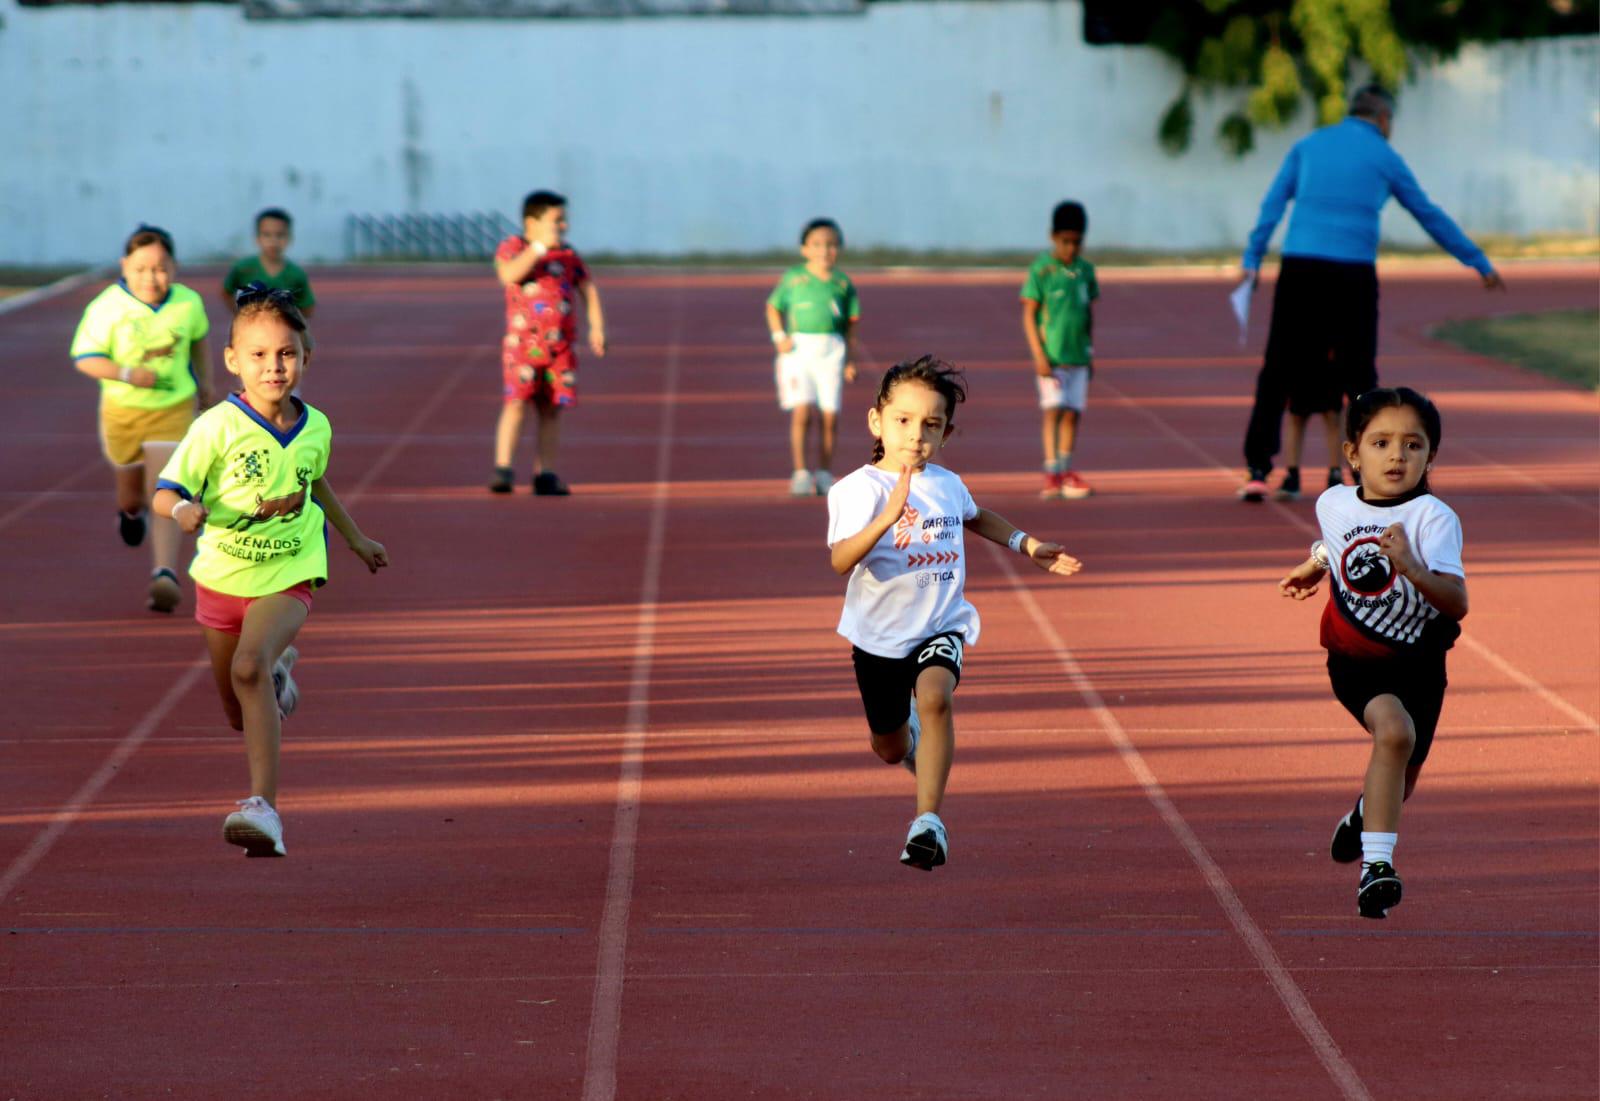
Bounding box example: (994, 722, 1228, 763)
(892, 505, 920, 550)
(228, 465, 314, 531)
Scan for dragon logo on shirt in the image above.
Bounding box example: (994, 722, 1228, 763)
(892, 505, 920, 550)
(228, 465, 314, 531)
(1341, 538, 1394, 596)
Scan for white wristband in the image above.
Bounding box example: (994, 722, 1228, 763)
(118, 365, 134, 383)
(770, 331, 786, 345)
(172, 500, 193, 522)
(1008, 530, 1029, 554)
(1310, 540, 1331, 569)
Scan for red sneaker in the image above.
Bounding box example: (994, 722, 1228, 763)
(1059, 470, 1093, 499)
(1039, 471, 1063, 499)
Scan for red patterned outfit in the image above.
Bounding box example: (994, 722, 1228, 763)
(495, 236, 590, 408)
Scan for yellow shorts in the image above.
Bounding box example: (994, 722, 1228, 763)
(98, 397, 195, 466)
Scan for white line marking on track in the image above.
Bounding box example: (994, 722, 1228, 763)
(0, 267, 107, 316)
(0, 459, 103, 535)
(1100, 377, 1599, 734)
(0, 355, 483, 904)
(582, 297, 684, 1101)
(984, 540, 1375, 1101)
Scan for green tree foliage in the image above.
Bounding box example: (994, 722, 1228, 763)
(1101, 0, 1600, 157)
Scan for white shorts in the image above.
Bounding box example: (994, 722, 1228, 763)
(1036, 365, 1090, 412)
(776, 332, 847, 413)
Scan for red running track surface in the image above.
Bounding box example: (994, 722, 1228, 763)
(1, 260, 1595, 1100)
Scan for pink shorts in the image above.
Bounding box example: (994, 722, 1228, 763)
(195, 581, 314, 636)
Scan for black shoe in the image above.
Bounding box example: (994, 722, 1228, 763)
(1237, 467, 1269, 503)
(1358, 860, 1402, 919)
(488, 466, 514, 494)
(1330, 798, 1363, 863)
(146, 568, 181, 613)
(1274, 467, 1302, 501)
(118, 509, 147, 547)
(1327, 466, 1345, 489)
(533, 471, 570, 496)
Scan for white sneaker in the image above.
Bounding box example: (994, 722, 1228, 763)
(812, 469, 834, 496)
(223, 796, 286, 857)
(272, 645, 299, 720)
(788, 470, 816, 497)
(899, 811, 947, 870)
(903, 698, 920, 776)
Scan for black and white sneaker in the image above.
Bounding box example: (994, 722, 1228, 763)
(488, 466, 514, 494)
(902, 697, 920, 776)
(899, 812, 947, 871)
(1358, 861, 1402, 919)
(118, 509, 147, 547)
(1274, 467, 1302, 501)
(1330, 798, 1363, 863)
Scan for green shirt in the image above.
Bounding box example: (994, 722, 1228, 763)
(157, 394, 333, 597)
(766, 266, 859, 335)
(70, 282, 210, 411)
(222, 256, 316, 310)
(1021, 253, 1098, 366)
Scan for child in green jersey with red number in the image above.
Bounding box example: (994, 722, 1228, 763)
(153, 286, 386, 857)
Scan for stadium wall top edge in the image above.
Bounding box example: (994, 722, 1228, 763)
(241, 0, 863, 17)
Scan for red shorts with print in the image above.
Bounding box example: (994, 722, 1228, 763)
(195, 581, 314, 636)
(502, 348, 578, 408)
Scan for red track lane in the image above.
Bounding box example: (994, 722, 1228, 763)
(1, 261, 1595, 1100)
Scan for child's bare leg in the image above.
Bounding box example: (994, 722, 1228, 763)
(818, 410, 838, 472)
(535, 405, 563, 474)
(1039, 408, 1061, 468)
(142, 442, 181, 573)
(1360, 695, 1416, 832)
(493, 401, 525, 468)
(113, 462, 145, 514)
(204, 628, 246, 731)
(912, 666, 958, 816)
(232, 595, 308, 805)
(1284, 412, 1308, 469)
(789, 405, 812, 473)
(1059, 409, 1080, 459)
(1321, 410, 1343, 471)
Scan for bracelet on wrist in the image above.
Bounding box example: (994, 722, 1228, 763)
(118, 365, 134, 383)
(770, 331, 786, 345)
(1310, 540, 1331, 570)
(1007, 530, 1029, 554)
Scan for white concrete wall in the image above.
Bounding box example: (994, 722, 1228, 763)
(2, 0, 1595, 263)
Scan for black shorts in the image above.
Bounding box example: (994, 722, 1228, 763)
(1264, 256, 1379, 412)
(1327, 650, 1447, 768)
(851, 631, 965, 735)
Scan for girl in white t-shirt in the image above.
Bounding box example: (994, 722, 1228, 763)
(1279, 387, 1468, 919)
(827, 356, 1081, 870)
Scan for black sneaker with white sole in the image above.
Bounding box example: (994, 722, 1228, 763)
(118, 509, 147, 547)
(1358, 861, 1402, 919)
(1330, 798, 1363, 863)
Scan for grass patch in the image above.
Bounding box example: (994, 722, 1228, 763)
(1432, 309, 1599, 390)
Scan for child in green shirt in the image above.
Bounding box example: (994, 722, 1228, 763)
(222, 208, 316, 319)
(1020, 201, 1099, 499)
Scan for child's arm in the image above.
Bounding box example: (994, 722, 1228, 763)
(829, 465, 911, 576)
(191, 336, 214, 406)
(1278, 548, 1328, 600)
(1379, 523, 1468, 620)
(494, 242, 544, 287)
(841, 316, 858, 382)
(152, 488, 208, 533)
(764, 303, 793, 354)
(582, 281, 606, 357)
(74, 354, 161, 389)
(968, 508, 1082, 576)
(1020, 299, 1051, 378)
(312, 476, 389, 573)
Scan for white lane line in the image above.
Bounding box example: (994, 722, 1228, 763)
(582, 296, 684, 1101)
(0, 355, 483, 903)
(983, 541, 1374, 1101)
(0, 268, 107, 317)
(0, 459, 104, 535)
(1099, 377, 1599, 734)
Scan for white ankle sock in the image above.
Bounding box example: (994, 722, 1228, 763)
(1360, 831, 1397, 868)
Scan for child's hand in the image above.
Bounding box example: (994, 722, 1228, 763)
(1033, 354, 1053, 379)
(1378, 523, 1419, 577)
(844, 361, 857, 383)
(885, 463, 912, 518)
(122, 366, 159, 388)
(1029, 541, 1082, 576)
(1278, 558, 1326, 600)
(589, 328, 607, 357)
(350, 536, 389, 574)
(171, 499, 208, 534)
(775, 335, 795, 355)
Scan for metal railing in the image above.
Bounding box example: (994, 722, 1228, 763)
(344, 211, 520, 261)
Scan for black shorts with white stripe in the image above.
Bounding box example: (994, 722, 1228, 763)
(851, 631, 965, 735)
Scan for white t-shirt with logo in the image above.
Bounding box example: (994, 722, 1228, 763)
(1316, 484, 1464, 656)
(826, 463, 981, 658)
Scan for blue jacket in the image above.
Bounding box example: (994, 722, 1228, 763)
(1242, 117, 1491, 274)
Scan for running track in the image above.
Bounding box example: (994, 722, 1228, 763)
(1, 261, 1595, 1100)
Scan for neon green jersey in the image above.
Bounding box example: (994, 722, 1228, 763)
(766, 266, 860, 335)
(222, 256, 316, 310)
(1020, 253, 1098, 366)
(70, 282, 210, 410)
(157, 394, 332, 597)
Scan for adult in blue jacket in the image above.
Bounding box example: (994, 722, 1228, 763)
(1237, 84, 1504, 501)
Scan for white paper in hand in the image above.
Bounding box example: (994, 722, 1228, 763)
(1229, 279, 1253, 345)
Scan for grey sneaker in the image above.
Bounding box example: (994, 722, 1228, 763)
(812, 469, 835, 496)
(788, 470, 816, 497)
(272, 646, 300, 720)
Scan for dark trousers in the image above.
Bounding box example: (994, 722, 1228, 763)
(1243, 256, 1379, 473)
